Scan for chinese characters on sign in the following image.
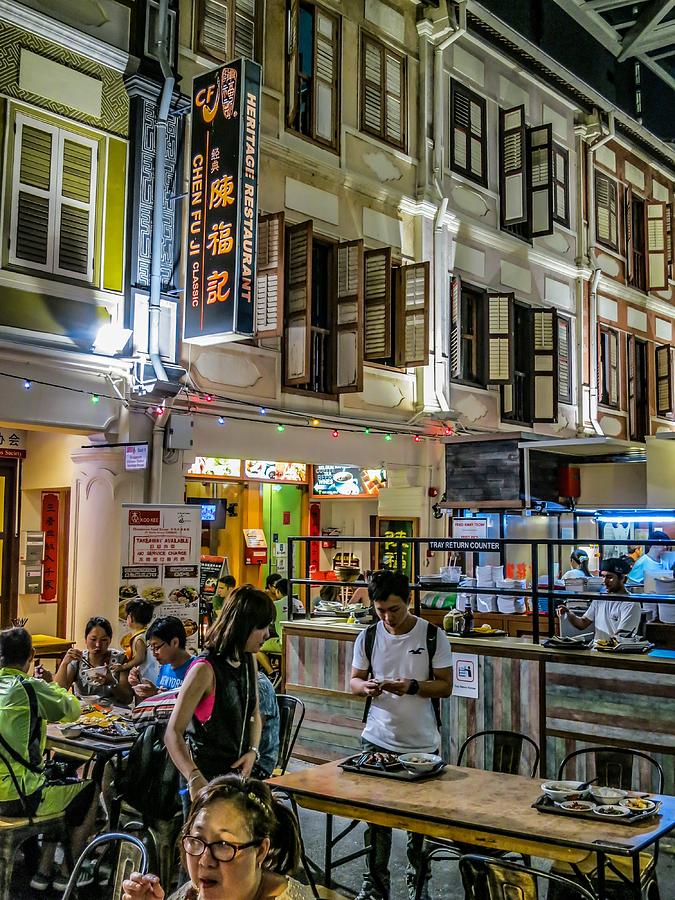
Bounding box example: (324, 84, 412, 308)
(40, 492, 59, 603)
(185, 58, 262, 344)
(377, 518, 416, 579)
(0, 428, 26, 459)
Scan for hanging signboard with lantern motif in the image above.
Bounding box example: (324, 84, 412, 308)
(184, 58, 261, 344)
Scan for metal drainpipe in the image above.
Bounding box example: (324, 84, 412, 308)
(150, 407, 172, 503)
(149, 0, 175, 386)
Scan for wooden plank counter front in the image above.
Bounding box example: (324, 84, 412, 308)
(282, 620, 675, 790)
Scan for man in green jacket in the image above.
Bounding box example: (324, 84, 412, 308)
(0, 627, 96, 892)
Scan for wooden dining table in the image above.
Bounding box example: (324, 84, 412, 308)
(270, 761, 675, 900)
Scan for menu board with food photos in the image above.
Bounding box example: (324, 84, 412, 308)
(311, 466, 387, 498)
(119, 504, 201, 652)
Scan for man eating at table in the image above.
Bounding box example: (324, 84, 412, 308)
(557, 556, 641, 641)
(350, 570, 453, 900)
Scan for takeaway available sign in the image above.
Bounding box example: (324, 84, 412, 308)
(184, 58, 262, 344)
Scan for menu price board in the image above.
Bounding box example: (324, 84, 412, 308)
(119, 505, 201, 651)
(184, 58, 261, 344)
(311, 465, 387, 498)
(243, 460, 307, 483)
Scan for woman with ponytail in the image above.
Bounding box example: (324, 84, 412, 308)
(122, 775, 310, 899)
(561, 549, 591, 580)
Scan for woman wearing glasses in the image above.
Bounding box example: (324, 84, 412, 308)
(122, 776, 310, 899)
(164, 586, 276, 804)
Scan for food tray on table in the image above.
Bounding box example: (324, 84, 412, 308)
(533, 795, 661, 826)
(543, 636, 591, 650)
(80, 724, 137, 743)
(463, 628, 506, 638)
(339, 752, 446, 782)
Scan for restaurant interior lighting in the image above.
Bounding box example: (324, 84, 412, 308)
(596, 514, 675, 523)
(92, 323, 132, 356)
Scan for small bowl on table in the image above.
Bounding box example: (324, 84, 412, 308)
(541, 781, 591, 802)
(398, 753, 444, 774)
(59, 725, 83, 738)
(590, 786, 628, 805)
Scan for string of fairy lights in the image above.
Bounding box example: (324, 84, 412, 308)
(2, 371, 456, 444)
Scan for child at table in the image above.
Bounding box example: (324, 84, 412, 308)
(114, 599, 156, 681)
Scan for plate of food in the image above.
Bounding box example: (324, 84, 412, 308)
(594, 804, 631, 818)
(168, 586, 199, 605)
(119, 585, 139, 601)
(141, 585, 165, 604)
(183, 619, 199, 637)
(559, 800, 595, 812)
(620, 797, 658, 813)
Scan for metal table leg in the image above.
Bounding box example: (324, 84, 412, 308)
(324, 813, 333, 889)
(596, 851, 606, 900)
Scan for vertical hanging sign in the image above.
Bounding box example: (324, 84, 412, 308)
(40, 492, 59, 603)
(185, 58, 262, 344)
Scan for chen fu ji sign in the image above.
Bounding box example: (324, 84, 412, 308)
(184, 58, 261, 344)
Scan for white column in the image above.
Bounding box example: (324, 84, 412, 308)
(68, 447, 145, 642)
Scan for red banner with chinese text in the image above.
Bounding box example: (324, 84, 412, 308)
(41, 492, 59, 603)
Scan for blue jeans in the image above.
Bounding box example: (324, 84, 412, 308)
(359, 740, 431, 899)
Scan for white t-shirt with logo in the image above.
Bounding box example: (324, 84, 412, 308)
(586, 597, 641, 641)
(352, 617, 453, 753)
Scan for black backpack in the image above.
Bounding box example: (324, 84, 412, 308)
(361, 620, 442, 728)
(114, 722, 181, 824)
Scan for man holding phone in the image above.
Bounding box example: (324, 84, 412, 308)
(350, 571, 453, 900)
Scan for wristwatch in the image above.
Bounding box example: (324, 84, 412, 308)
(249, 746, 260, 761)
(406, 678, 420, 695)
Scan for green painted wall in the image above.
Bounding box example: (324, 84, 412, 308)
(103, 137, 127, 292)
(262, 484, 304, 580)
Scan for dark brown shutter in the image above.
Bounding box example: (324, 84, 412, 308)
(485, 292, 514, 384)
(333, 240, 364, 393)
(656, 345, 673, 418)
(451, 82, 485, 182)
(532, 308, 558, 422)
(625, 186, 634, 285)
(283, 220, 312, 386)
(450, 273, 462, 379)
(666, 203, 673, 280)
(499, 106, 527, 226)
(528, 124, 554, 237)
(627, 334, 637, 439)
(646, 200, 668, 291)
(198, 0, 228, 60)
(286, 0, 299, 127)
(363, 248, 392, 361)
(395, 261, 429, 368)
(313, 8, 338, 145)
(553, 145, 569, 226)
(255, 212, 285, 337)
(595, 171, 618, 249)
(233, 0, 256, 58)
(362, 37, 383, 137)
(384, 48, 405, 147)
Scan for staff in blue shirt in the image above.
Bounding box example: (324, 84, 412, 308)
(129, 616, 193, 699)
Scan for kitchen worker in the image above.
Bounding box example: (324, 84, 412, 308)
(350, 570, 453, 900)
(557, 556, 641, 641)
(560, 549, 591, 580)
(626, 531, 671, 587)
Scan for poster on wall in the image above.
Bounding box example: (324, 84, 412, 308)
(40, 492, 59, 603)
(119, 505, 201, 652)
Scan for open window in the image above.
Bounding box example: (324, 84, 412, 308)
(656, 344, 673, 419)
(485, 292, 514, 385)
(255, 212, 285, 337)
(598, 326, 619, 408)
(286, 0, 340, 151)
(450, 275, 485, 386)
(195, 0, 258, 61)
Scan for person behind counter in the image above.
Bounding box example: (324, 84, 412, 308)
(560, 549, 591, 580)
(626, 531, 672, 587)
(557, 556, 641, 641)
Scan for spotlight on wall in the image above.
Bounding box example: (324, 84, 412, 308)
(92, 323, 132, 356)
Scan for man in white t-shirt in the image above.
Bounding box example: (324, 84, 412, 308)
(557, 556, 641, 641)
(350, 570, 453, 900)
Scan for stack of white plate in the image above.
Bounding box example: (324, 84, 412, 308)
(496, 579, 526, 614)
(586, 576, 604, 592)
(457, 577, 476, 612)
(656, 575, 675, 623)
(564, 576, 586, 594)
(475, 568, 496, 612)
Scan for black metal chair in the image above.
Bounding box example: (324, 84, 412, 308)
(61, 831, 148, 899)
(554, 746, 664, 899)
(274, 694, 305, 776)
(459, 853, 597, 900)
(414, 731, 541, 900)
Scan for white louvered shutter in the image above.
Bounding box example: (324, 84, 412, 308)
(199, 0, 228, 59)
(528, 124, 554, 237)
(286, 0, 299, 127)
(451, 84, 484, 181)
(55, 133, 96, 281)
(656, 345, 673, 418)
(362, 38, 404, 148)
(395, 262, 429, 368)
(595, 171, 618, 247)
(314, 9, 338, 145)
(363, 248, 392, 361)
(284, 221, 313, 386)
(485, 292, 514, 384)
(499, 106, 527, 226)
(10, 117, 57, 272)
(255, 212, 285, 337)
(233, 0, 255, 58)
(333, 240, 364, 393)
(450, 273, 462, 379)
(646, 200, 668, 291)
(532, 308, 558, 422)
(363, 38, 383, 136)
(384, 50, 404, 146)
(557, 317, 572, 403)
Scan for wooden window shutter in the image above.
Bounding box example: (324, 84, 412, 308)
(528, 124, 554, 237)
(655, 345, 673, 418)
(333, 240, 364, 393)
(55, 134, 96, 281)
(286, 0, 299, 127)
(450, 273, 462, 379)
(485, 292, 514, 384)
(553, 146, 569, 226)
(283, 220, 313, 386)
(627, 334, 637, 438)
(557, 316, 572, 404)
(362, 37, 383, 137)
(255, 212, 285, 337)
(233, 0, 256, 58)
(384, 48, 404, 147)
(499, 106, 527, 227)
(666, 203, 673, 279)
(363, 248, 392, 361)
(595, 171, 618, 249)
(199, 0, 229, 60)
(532, 308, 558, 422)
(395, 261, 429, 368)
(450, 82, 485, 183)
(646, 200, 668, 291)
(313, 9, 338, 145)
(11, 118, 56, 271)
(625, 186, 634, 284)
(609, 330, 619, 406)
